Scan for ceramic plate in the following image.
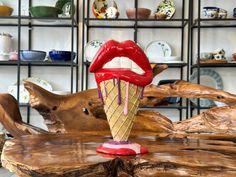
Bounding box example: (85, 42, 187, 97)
(145, 40, 172, 63)
(190, 69, 223, 107)
(8, 77, 53, 103)
(156, 0, 176, 19)
(84, 40, 105, 62)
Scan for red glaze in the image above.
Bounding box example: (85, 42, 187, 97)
(96, 145, 149, 156)
(89, 40, 153, 87)
(95, 68, 152, 87)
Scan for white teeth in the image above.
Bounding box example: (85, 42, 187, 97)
(103, 63, 109, 68)
(103, 57, 145, 75)
(132, 68, 144, 75)
(120, 57, 132, 68)
(107, 57, 121, 68)
(131, 61, 144, 74)
(131, 61, 139, 69)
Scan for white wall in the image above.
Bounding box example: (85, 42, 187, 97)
(1, 0, 236, 131)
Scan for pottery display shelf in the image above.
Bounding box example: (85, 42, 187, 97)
(2, 132, 236, 177)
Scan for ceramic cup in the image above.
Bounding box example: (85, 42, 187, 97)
(0, 33, 13, 55)
(203, 7, 219, 19)
(213, 49, 226, 60)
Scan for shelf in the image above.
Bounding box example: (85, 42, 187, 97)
(192, 18, 236, 28)
(0, 60, 78, 67)
(140, 105, 187, 110)
(156, 62, 187, 68)
(191, 63, 236, 68)
(190, 106, 214, 110)
(0, 16, 78, 27)
(84, 61, 187, 68)
(85, 18, 188, 28)
(19, 103, 30, 108)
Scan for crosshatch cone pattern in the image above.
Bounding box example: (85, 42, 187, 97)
(101, 79, 142, 141)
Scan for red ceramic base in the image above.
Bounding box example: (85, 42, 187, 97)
(96, 141, 149, 156)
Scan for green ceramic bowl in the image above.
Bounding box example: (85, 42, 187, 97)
(29, 6, 62, 18)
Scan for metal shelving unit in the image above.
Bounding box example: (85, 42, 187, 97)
(0, 0, 79, 123)
(82, 0, 189, 121)
(190, 0, 236, 116)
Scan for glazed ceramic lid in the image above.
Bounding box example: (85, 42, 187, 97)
(156, 0, 176, 19)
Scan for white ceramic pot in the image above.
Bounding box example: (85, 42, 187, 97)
(0, 34, 13, 55)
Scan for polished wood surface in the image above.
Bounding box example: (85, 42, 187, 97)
(0, 94, 48, 138)
(2, 132, 236, 177)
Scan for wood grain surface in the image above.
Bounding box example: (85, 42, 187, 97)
(2, 132, 236, 177)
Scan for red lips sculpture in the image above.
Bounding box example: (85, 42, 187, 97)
(90, 40, 153, 155)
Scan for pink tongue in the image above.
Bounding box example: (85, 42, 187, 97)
(103, 81, 107, 97)
(124, 82, 129, 115)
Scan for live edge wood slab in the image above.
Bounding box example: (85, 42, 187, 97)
(3, 132, 236, 177)
(1, 64, 236, 176)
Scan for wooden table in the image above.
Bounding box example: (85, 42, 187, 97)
(2, 132, 236, 177)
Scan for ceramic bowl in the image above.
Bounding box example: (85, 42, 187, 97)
(49, 50, 76, 62)
(29, 6, 62, 17)
(126, 8, 151, 19)
(20, 50, 46, 61)
(155, 12, 168, 19)
(203, 7, 219, 19)
(0, 5, 13, 16)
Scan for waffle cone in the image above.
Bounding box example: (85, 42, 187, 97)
(101, 79, 141, 141)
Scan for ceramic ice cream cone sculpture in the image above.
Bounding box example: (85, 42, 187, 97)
(102, 79, 142, 141)
(89, 40, 153, 155)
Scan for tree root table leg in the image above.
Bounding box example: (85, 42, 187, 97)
(2, 132, 236, 177)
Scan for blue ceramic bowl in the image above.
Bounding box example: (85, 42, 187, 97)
(20, 50, 46, 61)
(49, 50, 76, 62)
